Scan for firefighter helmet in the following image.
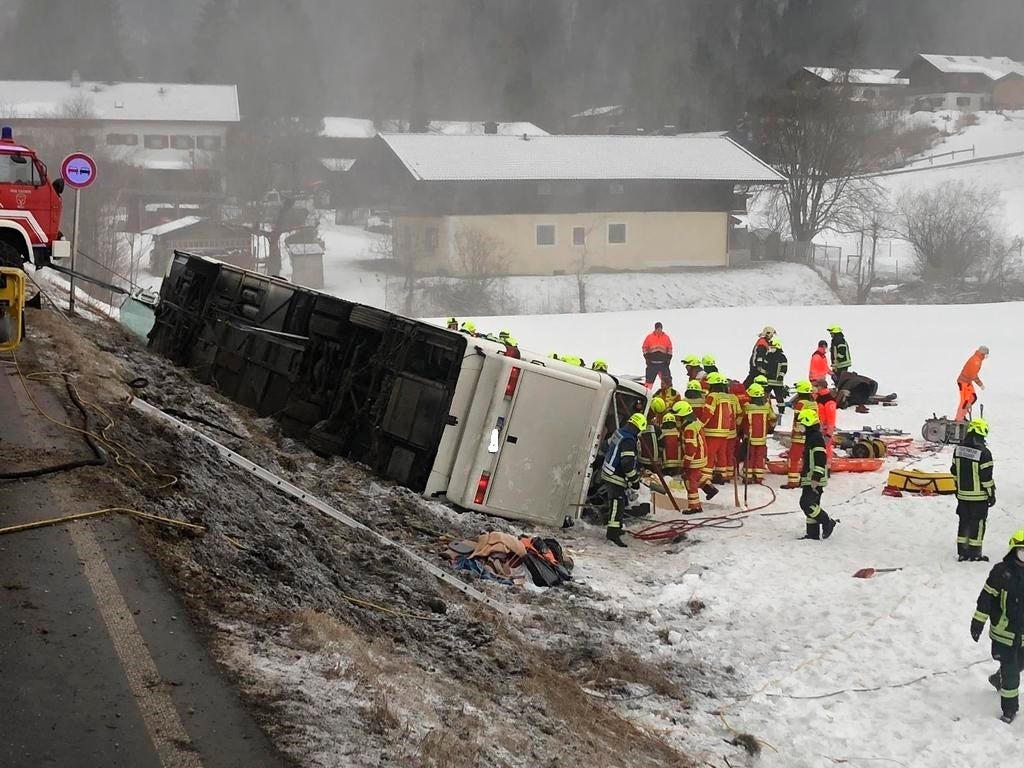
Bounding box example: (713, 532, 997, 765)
(685, 379, 704, 393)
(460, 321, 477, 333)
(797, 408, 820, 427)
(771, 337, 783, 349)
(592, 359, 609, 372)
(682, 354, 701, 367)
(628, 413, 647, 431)
(967, 418, 989, 438)
(701, 354, 716, 367)
(650, 396, 667, 414)
(498, 329, 511, 340)
(827, 325, 842, 335)
(747, 383, 765, 398)
(761, 326, 776, 337)
(447, 316, 458, 329)
(661, 412, 677, 425)
(753, 374, 768, 386)
(1008, 529, 1024, 549)
(673, 401, 694, 418)
(795, 379, 814, 394)
(706, 372, 728, 386)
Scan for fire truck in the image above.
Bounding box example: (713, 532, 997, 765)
(0, 126, 71, 270)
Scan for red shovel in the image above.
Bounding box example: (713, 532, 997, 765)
(853, 567, 902, 579)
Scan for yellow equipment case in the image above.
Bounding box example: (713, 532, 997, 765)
(885, 468, 957, 495)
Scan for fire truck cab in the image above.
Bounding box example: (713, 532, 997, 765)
(0, 126, 71, 270)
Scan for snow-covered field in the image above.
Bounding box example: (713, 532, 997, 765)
(450, 302, 1023, 766)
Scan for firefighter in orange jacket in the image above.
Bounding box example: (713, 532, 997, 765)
(676, 401, 713, 513)
(659, 412, 683, 479)
(642, 322, 673, 391)
(740, 383, 776, 484)
(957, 346, 989, 422)
(785, 380, 819, 489)
(704, 372, 740, 484)
(816, 385, 839, 463)
(809, 340, 832, 385)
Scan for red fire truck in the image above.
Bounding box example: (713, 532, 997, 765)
(0, 126, 71, 269)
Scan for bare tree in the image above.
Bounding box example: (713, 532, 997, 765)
(841, 188, 895, 303)
(751, 86, 875, 259)
(426, 226, 510, 316)
(896, 182, 1003, 286)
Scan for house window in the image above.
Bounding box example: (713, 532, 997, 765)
(536, 224, 556, 246)
(608, 223, 627, 244)
(197, 135, 222, 151)
(144, 134, 169, 149)
(609, 182, 625, 195)
(425, 227, 438, 252)
(171, 135, 196, 150)
(956, 95, 972, 107)
(572, 226, 586, 246)
(106, 133, 138, 146)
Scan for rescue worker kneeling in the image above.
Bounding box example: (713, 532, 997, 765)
(601, 413, 645, 548)
(796, 408, 839, 541)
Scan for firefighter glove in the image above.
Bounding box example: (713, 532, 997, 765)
(627, 474, 641, 490)
(988, 493, 996, 508)
(971, 619, 984, 642)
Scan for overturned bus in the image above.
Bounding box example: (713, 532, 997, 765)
(148, 251, 645, 528)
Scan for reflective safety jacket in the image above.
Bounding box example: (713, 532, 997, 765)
(682, 418, 708, 470)
(656, 387, 682, 412)
(800, 426, 829, 487)
(704, 390, 739, 439)
(829, 333, 852, 372)
(685, 392, 708, 423)
(660, 425, 683, 470)
(740, 399, 776, 446)
(602, 426, 640, 487)
(809, 349, 831, 382)
(642, 331, 673, 362)
(789, 396, 819, 444)
(815, 390, 838, 437)
(958, 352, 986, 387)
(973, 552, 1024, 648)
(951, 434, 995, 502)
(765, 348, 788, 386)
(749, 337, 771, 377)
(637, 424, 663, 468)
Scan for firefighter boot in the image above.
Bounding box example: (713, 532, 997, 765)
(799, 523, 820, 541)
(1000, 711, 1017, 724)
(702, 484, 719, 501)
(821, 514, 839, 540)
(989, 671, 1002, 691)
(606, 526, 628, 548)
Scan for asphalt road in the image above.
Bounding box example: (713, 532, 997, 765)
(1, 348, 285, 768)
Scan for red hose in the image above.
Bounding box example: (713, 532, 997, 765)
(630, 483, 778, 542)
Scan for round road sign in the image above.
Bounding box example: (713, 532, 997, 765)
(61, 152, 97, 189)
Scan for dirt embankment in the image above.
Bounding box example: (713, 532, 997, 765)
(17, 306, 740, 768)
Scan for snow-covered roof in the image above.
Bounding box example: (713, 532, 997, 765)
(142, 216, 204, 237)
(319, 157, 357, 173)
(379, 133, 785, 183)
(570, 105, 625, 119)
(911, 54, 1024, 81)
(320, 116, 548, 138)
(803, 68, 909, 87)
(0, 80, 240, 123)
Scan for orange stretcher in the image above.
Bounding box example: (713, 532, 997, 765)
(767, 458, 884, 475)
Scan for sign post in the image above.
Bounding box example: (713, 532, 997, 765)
(60, 152, 97, 314)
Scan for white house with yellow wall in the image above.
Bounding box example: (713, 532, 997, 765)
(373, 132, 785, 276)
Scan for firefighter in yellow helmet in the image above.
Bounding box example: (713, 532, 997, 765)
(970, 528, 1024, 723)
(796, 408, 838, 540)
(952, 418, 996, 562)
(600, 412, 646, 547)
(784, 380, 818, 489)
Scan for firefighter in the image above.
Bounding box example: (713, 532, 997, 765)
(601, 412, 645, 547)
(740, 383, 776, 484)
(956, 346, 989, 422)
(702, 355, 719, 377)
(785, 380, 818, 489)
(970, 528, 1024, 724)
(796, 408, 839, 541)
(592, 359, 609, 373)
(501, 334, 521, 359)
(704, 372, 739, 484)
(446, 316, 459, 331)
(642, 321, 673, 391)
(827, 326, 852, 385)
(682, 380, 708, 423)
(744, 326, 776, 387)
(637, 407, 664, 471)
(952, 418, 996, 562)
(816, 384, 838, 463)
(682, 355, 704, 384)
(764, 339, 788, 414)
(659, 412, 683, 481)
(656, 384, 682, 412)
(809, 340, 832, 385)
(460, 320, 477, 336)
(676, 401, 716, 513)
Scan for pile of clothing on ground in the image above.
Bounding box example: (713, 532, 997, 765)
(445, 531, 574, 587)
